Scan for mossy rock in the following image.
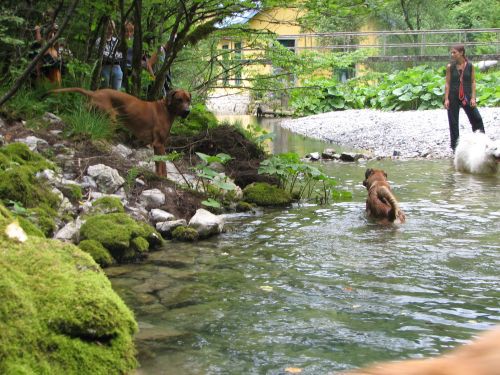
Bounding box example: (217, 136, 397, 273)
(236, 201, 255, 212)
(26, 206, 57, 237)
(131, 237, 149, 253)
(0, 142, 54, 172)
(171, 226, 199, 242)
(90, 196, 125, 215)
(0, 204, 138, 374)
(242, 182, 292, 207)
(17, 216, 45, 238)
(78, 239, 113, 267)
(60, 183, 83, 203)
(79, 213, 162, 262)
(0, 165, 60, 210)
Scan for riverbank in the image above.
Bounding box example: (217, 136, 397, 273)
(281, 107, 500, 159)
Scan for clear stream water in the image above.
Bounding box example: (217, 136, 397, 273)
(108, 117, 500, 375)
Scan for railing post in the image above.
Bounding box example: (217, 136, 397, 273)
(421, 33, 425, 56)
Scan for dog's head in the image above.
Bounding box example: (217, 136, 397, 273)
(363, 168, 388, 189)
(166, 89, 191, 118)
(485, 139, 500, 164)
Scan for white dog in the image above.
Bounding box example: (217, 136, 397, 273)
(454, 131, 500, 174)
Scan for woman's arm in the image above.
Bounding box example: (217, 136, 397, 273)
(444, 64, 451, 109)
(470, 65, 477, 107)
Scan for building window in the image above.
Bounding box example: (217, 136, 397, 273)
(222, 44, 229, 86)
(277, 39, 295, 53)
(234, 42, 242, 86)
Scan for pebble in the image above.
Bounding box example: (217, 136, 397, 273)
(281, 107, 500, 159)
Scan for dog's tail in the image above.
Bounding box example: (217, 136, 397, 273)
(45, 87, 94, 98)
(377, 186, 406, 223)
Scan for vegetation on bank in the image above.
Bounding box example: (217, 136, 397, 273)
(0, 204, 138, 374)
(290, 66, 500, 116)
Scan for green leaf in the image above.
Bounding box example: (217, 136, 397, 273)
(201, 199, 221, 208)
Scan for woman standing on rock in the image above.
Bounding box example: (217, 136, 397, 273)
(444, 44, 485, 151)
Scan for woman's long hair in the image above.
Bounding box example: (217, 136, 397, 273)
(451, 44, 467, 66)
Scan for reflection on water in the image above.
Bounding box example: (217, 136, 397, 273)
(109, 153, 500, 374)
(216, 114, 339, 156)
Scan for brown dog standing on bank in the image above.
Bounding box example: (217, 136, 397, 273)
(50, 88, 191, 176)
(363, 168, 406, 224)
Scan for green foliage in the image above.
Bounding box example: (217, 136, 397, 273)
(258, 153, 352, 203)
(192, 152, 238, 207)
(242, 182, 293, 207)
(78, 239, 114, 267)
(171, 103, 218, 137)
(0, 203, 137, 375)
(291, 66, 499, 116)
(61, 104, 114, 140)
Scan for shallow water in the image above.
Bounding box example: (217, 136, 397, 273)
(109, 156, 500, 374)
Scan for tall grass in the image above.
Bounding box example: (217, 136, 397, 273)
(60, 104, 114, 140)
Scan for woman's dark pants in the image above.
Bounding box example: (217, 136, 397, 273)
(447, 99, 485, 151)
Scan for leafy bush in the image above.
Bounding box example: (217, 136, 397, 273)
(171, 103, 218, 137)
(291, 66, 499, 116)
(258, 152, 352, 204)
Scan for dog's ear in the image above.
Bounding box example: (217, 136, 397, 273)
(384, 171, 388, 178)
(364, 168, 373, 179)
(166, 90, 176, 105)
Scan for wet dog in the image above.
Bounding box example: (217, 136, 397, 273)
(49, 88, 191, 176)
(345, 325, 500, 375)
(363, 168, 405, 224)
(454, 131, 500, 175)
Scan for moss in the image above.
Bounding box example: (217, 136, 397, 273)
(0, 165, 60, 210)
(26, 206, 57, 237)
(17, 216, 45, 238)
(0, 203, 137, 375)
(90, 196, 124, 215)
(242, 182, 292, 207)
(236, 201, 255, 212)
(79, 213, 162, 262)
(78, 240, 113, 267)
(171, 226, 199, 242)
(0, 143, 54, 172)
(131, 237, 149, 253)
(60, 184, 83, 203)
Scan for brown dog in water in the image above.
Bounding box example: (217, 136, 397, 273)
(345, 325, 500, 375)
(362, 168, 405, 224)
(50, 88, 191, 176)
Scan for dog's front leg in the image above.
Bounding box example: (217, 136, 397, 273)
(153, 142, 167, 176)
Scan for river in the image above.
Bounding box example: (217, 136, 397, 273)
(108, 116, 500, 375)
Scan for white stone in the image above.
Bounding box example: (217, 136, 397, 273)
(150, 209, 175, 223)
(86, 164, 125, 193)
(188, 208, 224, 238)
(139, 188, 165, 209)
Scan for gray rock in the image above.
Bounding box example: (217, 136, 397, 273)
(16, 136, 49, 152)
(156, 219, 187, 236)
(188, 208, 224, 238)
(150, 209, 175, 223)
(139, 188, 165, 209)
(86, 164, 125, 193)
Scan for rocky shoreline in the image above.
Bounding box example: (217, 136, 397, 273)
(281, 107, 500, 159)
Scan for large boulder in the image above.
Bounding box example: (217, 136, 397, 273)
(0, 204, 138, 374)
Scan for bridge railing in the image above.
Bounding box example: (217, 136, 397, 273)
(278, 28, 500, 61)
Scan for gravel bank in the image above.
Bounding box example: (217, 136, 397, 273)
(281, 107, 500, 159)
